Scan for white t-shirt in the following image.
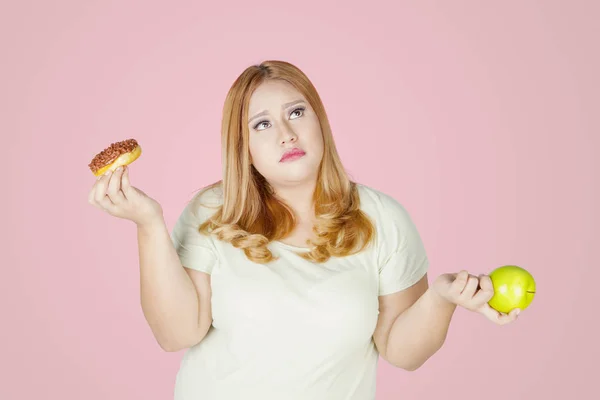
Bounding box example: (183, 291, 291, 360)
(169, 183, 429, 400)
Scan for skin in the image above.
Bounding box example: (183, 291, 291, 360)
(247, 80, 324, 247)
(87, 80, 520, 359)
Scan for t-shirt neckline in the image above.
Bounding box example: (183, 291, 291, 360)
(271, 240, 312, 252)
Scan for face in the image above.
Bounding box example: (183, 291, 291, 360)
(247, 80, 324, 188)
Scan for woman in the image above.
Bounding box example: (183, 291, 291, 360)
(88, 60, 520, 399)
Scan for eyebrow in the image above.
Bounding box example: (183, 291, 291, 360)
(248, 99, 306, 124)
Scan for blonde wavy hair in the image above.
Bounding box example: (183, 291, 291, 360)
(196, 60, 375, 264)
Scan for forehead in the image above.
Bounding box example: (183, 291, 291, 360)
(248, 80, 305, 112)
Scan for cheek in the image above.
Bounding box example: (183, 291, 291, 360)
(307, 127, 324, 153)
(249, 138, 273, 169)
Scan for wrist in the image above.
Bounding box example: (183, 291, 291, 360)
(428, 287, 458, 311)
(136, 213, 165, 232)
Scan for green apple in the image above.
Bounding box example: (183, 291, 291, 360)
(488, 265, 536, 314)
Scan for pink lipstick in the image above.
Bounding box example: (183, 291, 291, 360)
(280, 148, 306, 162)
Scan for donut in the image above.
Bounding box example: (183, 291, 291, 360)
(88, 138, 142, 177)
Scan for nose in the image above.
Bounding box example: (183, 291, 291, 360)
(279, 123, 297, 145)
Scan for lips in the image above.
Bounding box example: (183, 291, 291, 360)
(280, 148, 306, 162)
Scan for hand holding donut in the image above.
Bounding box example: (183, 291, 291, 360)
(87, 139, 163, 227)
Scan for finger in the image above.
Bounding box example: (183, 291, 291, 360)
(450, 270, 469, 296)
(89, 171, 107, 205)
(470, 275, 494, 306)
(496, 310, 519, 325)
(478, 274, 494, 293)
(106, 166, 126, 204)
(94, 171, 112, 203)
(461, 275, 479, 298)
(481, 304, 519, 326)
(99, 197, 118, 214)
(121, 165, 133, 199)
(479, 303, 505, 324)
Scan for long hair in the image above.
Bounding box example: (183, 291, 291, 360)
(197, 60, 375, 264)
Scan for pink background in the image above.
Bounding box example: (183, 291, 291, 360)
(2, 0, 598, 399)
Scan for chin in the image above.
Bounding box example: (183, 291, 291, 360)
(271, 168, 319, 186)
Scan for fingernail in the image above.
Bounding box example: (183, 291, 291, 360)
(516, 309, 521, 316)
(116, 166, 122, 172)
(104, 170, 111, 176)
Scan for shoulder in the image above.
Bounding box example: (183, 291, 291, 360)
(184, 181, 224, 222)
(355, 183, 423, 253)
(355, 183, 410, 223)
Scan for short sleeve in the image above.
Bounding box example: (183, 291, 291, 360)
(376, 194, 429, 296)
(170, 188, 221, 275)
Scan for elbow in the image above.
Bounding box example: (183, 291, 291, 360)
(392, 341, 446, 371)
(161, 344, 183, 352)
(159, 339, 196, 352)
(156, 335, 193, 352)
(148, 330, 188, 352)
(388, 358, 425, 372)
(158, 330, 206, 352)
(399, 361, 424, 372)
(385, 348, 438, 371)
(158, 339, 186, 352)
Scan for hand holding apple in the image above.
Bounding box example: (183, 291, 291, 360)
(432, 270, 520, 325)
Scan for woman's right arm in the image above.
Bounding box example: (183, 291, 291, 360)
(137, 218, 212, 352)
(88, 165, 212, 352)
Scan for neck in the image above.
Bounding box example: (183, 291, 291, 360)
(271, 179, 317, 222)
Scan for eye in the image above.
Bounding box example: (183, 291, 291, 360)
(254, 121, 270, 130)
(290, 106, 305, 119)
(253, 107, 306, 131)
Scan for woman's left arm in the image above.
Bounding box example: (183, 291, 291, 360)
(373, 271, 520, 371)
